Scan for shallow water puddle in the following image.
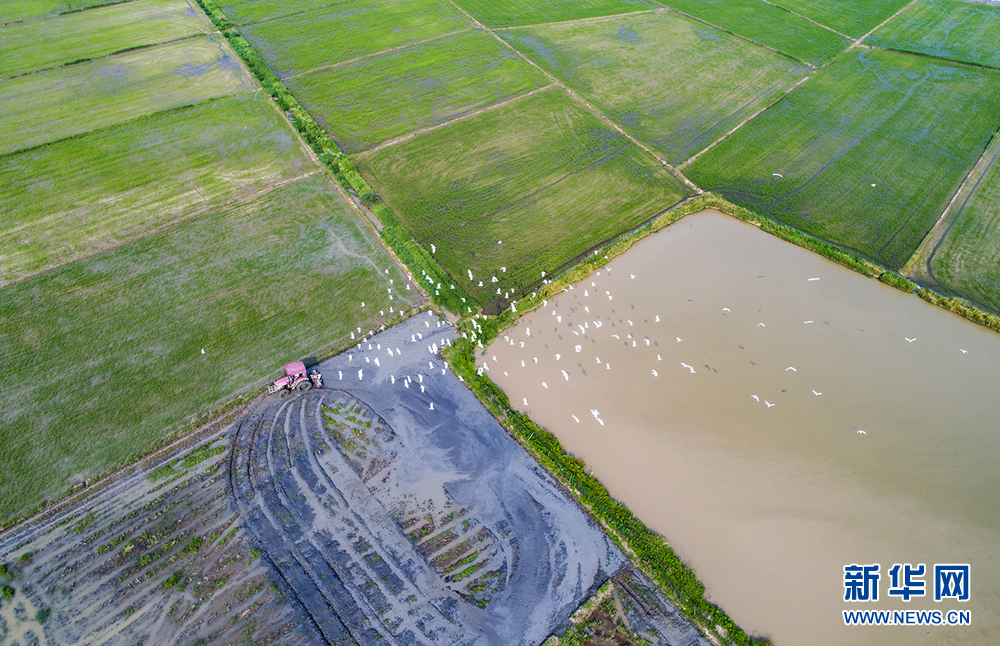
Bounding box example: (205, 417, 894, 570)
(483, 210, 1000, 645)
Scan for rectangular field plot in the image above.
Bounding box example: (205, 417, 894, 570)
(216, 0, 346, 25)
(866, 0, 1000, 70)
(911, 135, 1000, 312)
(0, 34, 254, 155)
(0, 175, 420, 525)
(686, 48, 1000, 270)
(502, 12, 808, 164)
(0, 93, 315, 285)
(356, 88, 690, 306)
(288, 29, 548, 153)
(453, 0, 656, 28)
(242, 0, 471, 78)
(655, 0, 850, 65)
(0, 0, 213, 78)
(767, 0, 910, 38)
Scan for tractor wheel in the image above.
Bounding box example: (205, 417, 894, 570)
(279, 388, 290, 398)
(295, 380, 313, 392)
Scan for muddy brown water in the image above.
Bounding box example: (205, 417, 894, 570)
(482, 211, 1000, 645)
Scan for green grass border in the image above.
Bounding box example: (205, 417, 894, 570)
(192, 0, 477, 315)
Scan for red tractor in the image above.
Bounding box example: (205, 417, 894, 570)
(267, 361, 323, 395)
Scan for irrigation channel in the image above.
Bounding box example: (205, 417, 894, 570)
(482, 211, 1000, 646)
(228, 313, 707, 645)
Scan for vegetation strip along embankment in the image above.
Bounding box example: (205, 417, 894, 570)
(194, 0, 478, 315)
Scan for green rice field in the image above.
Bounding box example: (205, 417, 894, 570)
(454, 0, 656, 28)
(866, 0, 1000, 70)
(356, 87, 690, 305)
(288, 29, 547, 153)
(0, 0, 212, 78)
(655, 0, 850, 66)
(0, 93, 314, 285)
(502, 11, 808, 164)
(0, 175, 419, 524)
(0, 34, 255, 155)
(911, 134, 1000, 312)
(0, 0, 128, 23)
(767, 0, 910, 38)
(241, 0, 471, 78)
(686, 48, 1000, 270)
(215, 0, 344, 25)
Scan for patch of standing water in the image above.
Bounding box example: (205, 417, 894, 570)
(483, 210, 1000, 645)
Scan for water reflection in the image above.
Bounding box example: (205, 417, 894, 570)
(482, 211, 999, 645)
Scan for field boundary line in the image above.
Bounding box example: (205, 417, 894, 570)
(755, 0, 855, 40)
(360, 84, 557, 156)
(862, 45, 1000, 73)
(286, 28, 474, 81)
(2, 31, 210, 81)
(904, 128, 1000, 281)
(651, 3, 816, 68)
(678, 72, 812, 169)
(0, 0, 143, 27)
(490, 7, 658, 31)
(0, 171, 319, 290)
(854, 0, 918, 48)
(444, 0, 701, 194)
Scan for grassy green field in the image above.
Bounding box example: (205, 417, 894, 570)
(453, 0, 655, 28)
(287, 29, 547, 153)
(910, 134, 1000, 312)
(0, 0, 131, 23)
(0, 175, 419, 525)
(216, 0, 344, 25)
(0, 0, 212, 78)
(0, 93, 314, 285)
(655, 0, 850, 66)
(686, 48, 1000, 270)
(356, 88, 690, 305)
(866, 0, 1000, 70)
(0, 34, 254, 155)
(503, 11, 808, 164)
(768, 0, 910, 38)
(241, 0, 470, 78)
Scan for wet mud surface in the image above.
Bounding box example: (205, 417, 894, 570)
(230, 312, 625, 645)
(0, 434, 316, 646)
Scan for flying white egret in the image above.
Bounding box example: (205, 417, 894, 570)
(757, 323, 766, 328)
(959, 349, 968, 354)
(572, 415, 580, 423)
(524, 397, 529, 406)
(808, 277, 820, 282)
(630, 274, 636, 279)
(722, 308, 730, 312)
(905, 337, 916, 343)
(611, 334, 620, 339)
(657, 355, 662, 361)
(765, 401, 775, 408)
(562, 370, 570, 380)
(651, 370, 658, 377)
(606, 363, 611, 370)
(857, 429, 866, 435)
(773, 173, 783, 177)
(542, 382, 548, 389)
(804, 320, 814, 324)
(812, 390, 822, 395)
(555, 354, 561, 360)
(785, 367, 796, 372)
(575, 345, 582, 352)
(655, 315, 660, 322)
(750, 395, 759, 401)
(676, 337, 682, 342)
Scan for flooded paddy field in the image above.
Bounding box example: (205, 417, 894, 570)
(230, 312, 641, 645)
(0, 429, 315, 646)
(483, 211, 1000, 645)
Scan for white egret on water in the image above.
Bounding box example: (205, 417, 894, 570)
(430, 403, 434, 410)
(338, 370, 343, 380)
